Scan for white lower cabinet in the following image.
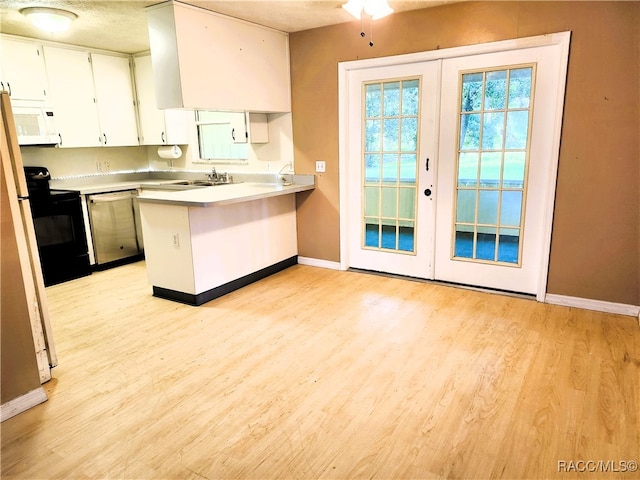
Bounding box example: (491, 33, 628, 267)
(140, 194, 297, 304)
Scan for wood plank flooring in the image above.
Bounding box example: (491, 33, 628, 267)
(2, 261, 639, 479)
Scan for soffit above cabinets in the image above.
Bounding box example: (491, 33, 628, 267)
(0, 0, 463, 54)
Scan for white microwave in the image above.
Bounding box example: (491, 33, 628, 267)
(11, 102, 58, 146)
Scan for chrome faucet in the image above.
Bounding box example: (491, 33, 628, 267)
(206, 167, 218, 182)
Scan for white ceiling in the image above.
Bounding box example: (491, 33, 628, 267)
(0, 0, 459, 54)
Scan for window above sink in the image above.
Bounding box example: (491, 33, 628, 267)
(195, 111, 249, 163)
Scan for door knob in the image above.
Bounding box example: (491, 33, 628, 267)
(424, 188, 432, 197)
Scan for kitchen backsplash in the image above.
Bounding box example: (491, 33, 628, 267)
(20, 146, 150, 178)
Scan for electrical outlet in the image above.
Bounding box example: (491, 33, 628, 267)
(316, 160, 326, 173)
(172, 233, 179, 247)
(104, 161, 110, 172)
(96, 162, 102, 172)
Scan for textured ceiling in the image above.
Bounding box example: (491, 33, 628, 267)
(0, 0, 459, 54)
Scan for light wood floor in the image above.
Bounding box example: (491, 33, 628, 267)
(2, 261, 639, 479)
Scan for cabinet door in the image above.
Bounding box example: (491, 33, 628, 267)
(91, 53, 139, 146)
(134, 55, 192, 145)
(147, 1, 291, 111)
(0, 37, 48, 102)
(43, 46, 101, 148)
(229, 112, 248, 144)
(133, 55, 165, 145)
(248, 113, 269, 143)
(164, 109, 192, 145)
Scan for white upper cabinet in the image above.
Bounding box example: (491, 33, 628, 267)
(43, 46, 101, 148)
(91, 53, 139, 147)
(0, 36, 49, 102)
(146, 1, 291, 112)
(133, 54, 191, 145)
(43, 45, 139, 148)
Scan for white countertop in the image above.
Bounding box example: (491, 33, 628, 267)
(55, 179, 182, 195)
(137, 181, 315, 207)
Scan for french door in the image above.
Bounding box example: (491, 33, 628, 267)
(434, 45, 568, 295)
(346, 62, 439, 279)
(340, 33, 570, 297)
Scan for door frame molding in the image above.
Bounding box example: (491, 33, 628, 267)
(338, 31, 571, 301)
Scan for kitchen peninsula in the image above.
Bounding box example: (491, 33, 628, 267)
(137, 177, 314, 305)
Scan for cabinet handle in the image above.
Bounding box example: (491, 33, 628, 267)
(103, 133, 107, 145)
(58, 133, 62, 146)
(6, 82, 11, 96)
(161, 131, 165, 144)
(425, 157, 430, 171)
(0, 82, 4, 91)
(231, 128, 235, 141)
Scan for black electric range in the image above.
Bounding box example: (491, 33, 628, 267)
(25, 167, 91, 286)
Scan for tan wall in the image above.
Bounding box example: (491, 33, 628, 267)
(290, 1, 640, 306)
(1, 163, 42, 404)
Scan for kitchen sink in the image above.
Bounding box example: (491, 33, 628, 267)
(173, 179, 239, 187)
(139, 179, 241, 191)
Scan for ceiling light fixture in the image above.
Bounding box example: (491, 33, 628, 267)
(20, 7, 77, 33)
(342, 0, 393, 47)
(342, 0, 394, 20)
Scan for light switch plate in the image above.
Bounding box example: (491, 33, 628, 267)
(316, 160, 326, 173)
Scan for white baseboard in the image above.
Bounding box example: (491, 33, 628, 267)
(545, 293, 640, 320)
(297, 256, 342, 270)
(1, 387, 47, 422)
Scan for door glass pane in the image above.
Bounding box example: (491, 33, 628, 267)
(382, 154, 398, 182)
(400, 154, 417, 183)
(458, 152, 479, 187)
(484, 70, 507, 110)
(454, 227, 474, 258)
(498, 228, 520, 263)
(398, 221, 415, 252)
(479, 152, 501, 187)
(500, 191, 523, 226)
(366, 84, 382, 117)
(365, 220, 380, 248)
(402, 79, 419, 115)
(508, 68, 532, 108)
(503, 152, 525, 188)
(476, 227, 497, 261)
(364, 186, 379, 217)
(381, 187, 397, 218)
(381, 224, 397, 249)
(365, 119, 381, 151)
(383, 82, 400, 116)
(482, 112, 505, 150)
(505, 111, 529, 149)
(453, 66, 534, 265)
(362, 78, 420, 254)
(383, 118, 399, 151)
(460, 114, 481, 149)
(401, 117, 418, 151)
(477, 190, 499, 225)
(398, 187, 416, 219)
(461, 73, 483, 111)
(365, 153, 381, 182)
(456, 190, 476, 223)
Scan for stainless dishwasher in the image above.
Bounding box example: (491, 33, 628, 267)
(87, 190, 143, 265)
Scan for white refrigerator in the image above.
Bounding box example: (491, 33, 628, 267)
(0, 90, 57, 385)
